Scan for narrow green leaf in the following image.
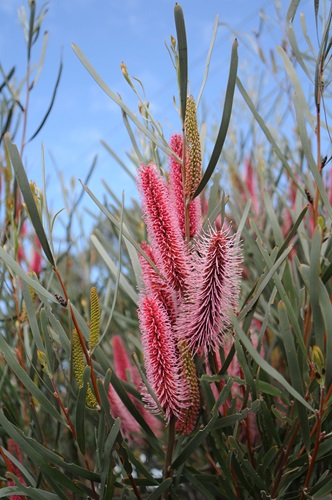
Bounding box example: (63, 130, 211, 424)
(27, 0, 36, 62)
(256, 380, 282, 398)
(28, 57, 63, 142)
(194, 39, 238, 198)
(42, 300, 71, 354)
(101, 140, 136, 181)
(40, 308, 55, 373)
(317, 278, 332, 387)
(232, 314, 313, 411)
(212, 400, 260, 429)
(278, 301, 310, 451)
(0, 334, 63, 422)
(122, 220, 143, 289)
(285, 0, 312, 79)
(147, 478, 172, 500)
(314, 3, 332, 107)
(174, 3, 188, 123)
(100, 418, 121, 497)
(263, 190, 284, 246)
(121, 108, 144, 164)
(312, 476, 332, 498)
(276, 205, 308, 260)
(75, 368, 91, 454)
(0, 246, 56, 302)
(22, 281, 44, 352)
(4, 139, 55, 266)
(300, 12, 316, 58)
(286, 25, 312, 81)
(0, 485, 59, 500)
(235, 200, 251, 245)
(197, 14, 219, 109)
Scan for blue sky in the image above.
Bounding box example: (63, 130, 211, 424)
(1, 0, 313, 231)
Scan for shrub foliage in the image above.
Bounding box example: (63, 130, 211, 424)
(0, 1, 332, 499)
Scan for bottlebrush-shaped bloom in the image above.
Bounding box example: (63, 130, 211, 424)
(109, 336, 161, 441)
(176, 227, 242, 354)
(139, 242, 178, 324)
(138, 295, 189, 423)
(138, 164, 190, 292)
(3, 439, 27, 500)
(169, 133, 202, 238)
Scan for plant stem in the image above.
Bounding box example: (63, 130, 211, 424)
(162, 415, 176, 499)
(300, 386, 325, 499)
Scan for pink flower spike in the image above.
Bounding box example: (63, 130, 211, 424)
(177, 227, 242, 354)
(112, 335, 131, 382)
(138, 164, 190, 292)
(139, 242, 178, 324)
(138, 296, 188, 423)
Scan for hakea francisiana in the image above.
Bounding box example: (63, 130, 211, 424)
(138, 164, 190, 293)
(176, 227, 242, 355)
(139, 242, 178, 325)
(169, 133, 202, 238)
(138, 295, 189, 424)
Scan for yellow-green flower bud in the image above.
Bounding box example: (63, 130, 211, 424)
(184, 95, 202, 199)
(89, 287, 100, 348)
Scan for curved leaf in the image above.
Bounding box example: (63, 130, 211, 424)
(28, 57, 63, 142)
(174, 3, 188, 124)
(4, 138, 55, 266)
(193, 38, 238, 198)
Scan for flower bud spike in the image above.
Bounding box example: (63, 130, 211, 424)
(89, 286, 100, 348)
(175, 341, 200, 434)
(184, 95, 202, 200)
(72, 329, 97, 409)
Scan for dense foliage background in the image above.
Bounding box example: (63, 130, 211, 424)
(0, 1, 332, 498)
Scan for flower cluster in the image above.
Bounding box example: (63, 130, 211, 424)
(137, 128, 242, 434)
